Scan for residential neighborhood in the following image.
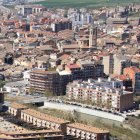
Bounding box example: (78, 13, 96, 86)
(0, 0, 140, 140)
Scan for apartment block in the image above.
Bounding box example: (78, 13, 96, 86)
(51, 20, 72, 32)
(15, 5, 46, 15)
(113, 55, 131, 75)
(66, 78, 134, 112)
(21, 109, 70, 133)
(77, 60, 103, 80)
(8, 102, 28, 118)
(67, 123, 109, 140)
(123, 66, 140, 94)
(102, 54, 131, 75)
(64, 62, 104, 80)
(102, 54, 114, 75)
(30, 69, 62, 95)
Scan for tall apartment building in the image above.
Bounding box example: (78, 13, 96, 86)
(123, 66, 140, 94)
(102, 54, 114, 75)
(30, 69, 62, 95)
(67, 123, 109, 140)
(113, 55, 131, 75)
(15, 5, 46, 15)
(51, 19, 72, 32)
(102, 54, 131, 75)
(66, 78, 134, 112)
(64, 62, 104, 80)
(67, 9, 93, 27)
(30, 60, 104, 95)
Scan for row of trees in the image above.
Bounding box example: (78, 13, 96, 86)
(68, 97, 112, 109)
(29, 87, 54, 97)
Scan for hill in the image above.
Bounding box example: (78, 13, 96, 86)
(34, 0, 140, 8)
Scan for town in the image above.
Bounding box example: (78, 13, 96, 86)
(0, 0, 140, 140)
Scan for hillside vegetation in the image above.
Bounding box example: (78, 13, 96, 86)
(35, 0, 140, 8)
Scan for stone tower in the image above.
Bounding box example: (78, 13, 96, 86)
(89, 26, 97, 49)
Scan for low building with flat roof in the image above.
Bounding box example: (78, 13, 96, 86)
(8, 102, 28, 118)
(21, 108, 70, 133)
(67, 123, 109, 140)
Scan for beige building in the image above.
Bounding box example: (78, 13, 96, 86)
(67, 123, 109, 140)
(8, 102, 28, 118)
(67, 78, 134, 112)
(21, 109, 70, 133)
(102, 54, 131, 75)
(113, 55, 131, 75)
(102, 54, 114, 75)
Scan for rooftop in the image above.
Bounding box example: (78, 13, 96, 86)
(31, 69, 58, 75)
(125, 66, 140, 73)
(67, 123, 109, 134)
(9, 102, 28, 110)
(22, 109, 70, 124)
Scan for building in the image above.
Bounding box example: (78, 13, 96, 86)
(51, 19, 72, 32)
(0, 130, 64, 140)
(8, 102, 28, 118)
(77, 60, 104, 80)
(67, 123, 109, 140)
(0, 92, 4, 111)
(30, 63, 103, 95)
(0, 116, 64, 140)
(15, 5, 46, 15)
(89, 26, 98, 49)
(7, 103, 110, 139)
(113, 55, 131, 75)
(113, 74, 133, 91)
(66, 77, 134, 112)
(102, 54, 131, 75)
(62, 62, 104, 80)
(21, 108, 70, 133)
(102, 54, 114, 75)
(67, 9, 93, 27)
(123, 66, 140, 94)
(30, 69, 62, 95)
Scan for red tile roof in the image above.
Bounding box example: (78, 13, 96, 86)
(67, 64, 80, 69)
(125, 66, 140, 73)
(114, 75, 129, 80)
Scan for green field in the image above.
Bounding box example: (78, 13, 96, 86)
(35, 0, 140, 8)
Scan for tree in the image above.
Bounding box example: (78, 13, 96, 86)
(0, 80, 6, 88)
(72, 110, 81, 123)
(29, 87, 35, 94)
(44, 90, 53, 98)
(40, 136, 45, 140)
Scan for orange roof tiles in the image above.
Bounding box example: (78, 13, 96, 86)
(125, 66, 140, 73)
(114, 75, 129, 80)
(22, 109, 69, 124)
(67, 64, 81, 69)
(9, 102, 28, 110)
(67, 123, 109, 134)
